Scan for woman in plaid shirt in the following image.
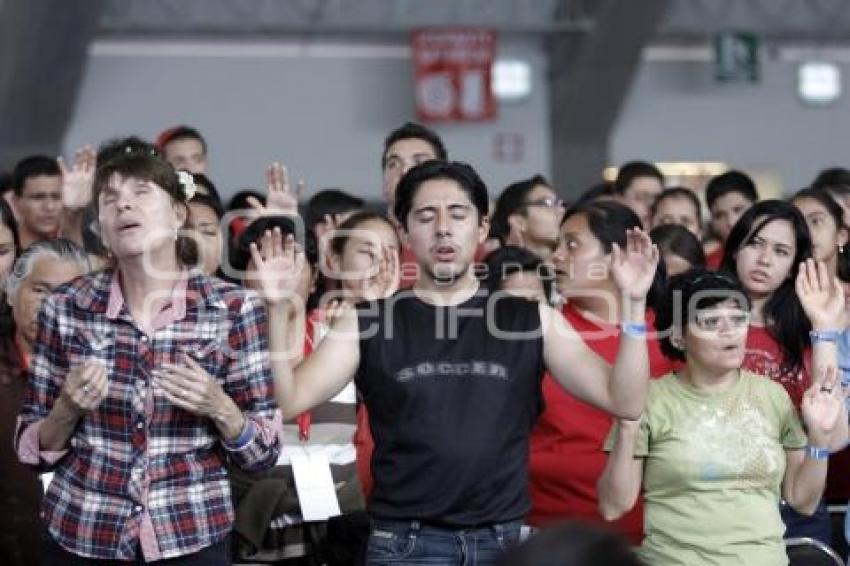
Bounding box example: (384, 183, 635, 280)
(16, 151, 281, 564)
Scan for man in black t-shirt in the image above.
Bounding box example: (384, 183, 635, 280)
(252, 160, 659, 566)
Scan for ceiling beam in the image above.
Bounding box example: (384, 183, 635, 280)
(0, 0, 104, 167)
(548, 0, 670, 199)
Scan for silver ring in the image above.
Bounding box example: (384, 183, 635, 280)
(82, 384, 91, 393)
(821, 387, 833, 393)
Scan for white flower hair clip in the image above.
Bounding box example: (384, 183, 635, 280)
(177, 171, 197, 201)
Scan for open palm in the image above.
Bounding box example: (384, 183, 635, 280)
(247, 162, 302, 217)
(802, 367, 845, 440)
(796, 258, 846, 330)
(59, 145, 96, 210)
(247, 227, 307, 306)
(610, 228, 659, 301)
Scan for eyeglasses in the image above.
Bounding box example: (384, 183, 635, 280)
(523, 197, 565, 210)
(693, 312, 751, 331)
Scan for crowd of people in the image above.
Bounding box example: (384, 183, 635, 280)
(1, 121, 850, 566)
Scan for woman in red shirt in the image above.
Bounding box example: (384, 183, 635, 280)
(718, 199, 834, 543)
(528, 201, 673, 544)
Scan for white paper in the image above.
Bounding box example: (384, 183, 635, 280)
(290, 451, 341, 521)
(41, 472, 54, 493)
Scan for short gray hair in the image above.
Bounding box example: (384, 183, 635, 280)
(5, 238, 90, 299)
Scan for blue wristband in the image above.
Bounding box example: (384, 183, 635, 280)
(806, 445, 830, 461)
(222, 418, 255, 451)
(810, 329, 842, 344)
(621, 322, 647, 338)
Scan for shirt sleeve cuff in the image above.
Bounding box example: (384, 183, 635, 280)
(17, 420, 69, 466)
(221, 417, 256, 452)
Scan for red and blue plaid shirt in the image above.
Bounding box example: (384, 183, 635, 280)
(16, 269, 281, 561)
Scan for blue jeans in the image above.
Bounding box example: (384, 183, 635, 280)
(365, 518, 522, 566)
(781, 499, 832, 546)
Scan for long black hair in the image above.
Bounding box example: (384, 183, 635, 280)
(562, 200, 665, 312)
(0, 198, 20, 338)
(719, 199, 812, 374)
(650, 224, 706, 270)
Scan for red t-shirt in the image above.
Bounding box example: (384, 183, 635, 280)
(528, 304, 677, 544)
(742, 325, 811, 411)
(705, 247, 724, 270)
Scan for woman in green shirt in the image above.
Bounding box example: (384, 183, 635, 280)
(599, 264, 848, 566)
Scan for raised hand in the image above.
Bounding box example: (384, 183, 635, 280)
(363, 244, 400, 301)
(796, 258, 846, 330)
(610, 228, 659, 302)
(61, 360, 108, 415)
(58, 145, 96, 210)
(247, 227, 308, 306)
(246, 162, 302, 217)
(801, 366, 847, 446)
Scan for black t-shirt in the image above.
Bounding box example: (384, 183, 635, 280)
(355, 290, 544, 527)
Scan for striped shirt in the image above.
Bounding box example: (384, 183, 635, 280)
(16, 269, 281, 561)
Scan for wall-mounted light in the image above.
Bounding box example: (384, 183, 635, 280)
(492, 59, 531, 101)
(798, 62, 841, 106)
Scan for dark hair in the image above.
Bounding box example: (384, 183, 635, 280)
(650, 187, 703, 227)
(189, 192, 224, 221)
(481, 245, 553, 303)
(720, 199, 812, 373)
(12, 155, 61, 196)
(381, 122, 447, 169)
(0, 171, 13, 195)
(574, 181, 618, 207)
(656, 268, 751, 361)
(393, 160, 489, 231)
(488, 175, 551, 243)
(189, 172, 222, 205)
(497, 522, 642, 566)
(613, 161, 663, 195)
(812, 167, 850, 192)
(97, 136, 160, 166)
(650, 224, 706, 269)
(705, 170, 759, 210)
(228, 189, 265, 212)
(305, 189, 365, 233)
(0, 198, 20, 256)
(563, 200, 664, 310)
(232, 215, 318, 272)
(791, 186, 850, 281)
(0, 198, 20, 338)
(93, 152, 197, 266)
(329, 211, 398, 257)
(157, 125, 207, 154)
(563, 200, 644, 250)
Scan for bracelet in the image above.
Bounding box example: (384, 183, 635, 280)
(805, 445, 830, 461)
(222, 418, 255, 451)
(621, 322, 647, 338)
(810, 329, 842, 344)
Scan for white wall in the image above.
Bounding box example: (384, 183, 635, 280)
(611, 53, 850, 196)
(64, 38, 551, 203)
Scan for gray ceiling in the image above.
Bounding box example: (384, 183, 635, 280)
(96, 0, 850, 42)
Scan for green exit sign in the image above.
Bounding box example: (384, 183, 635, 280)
(715, 32, 760, 83)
